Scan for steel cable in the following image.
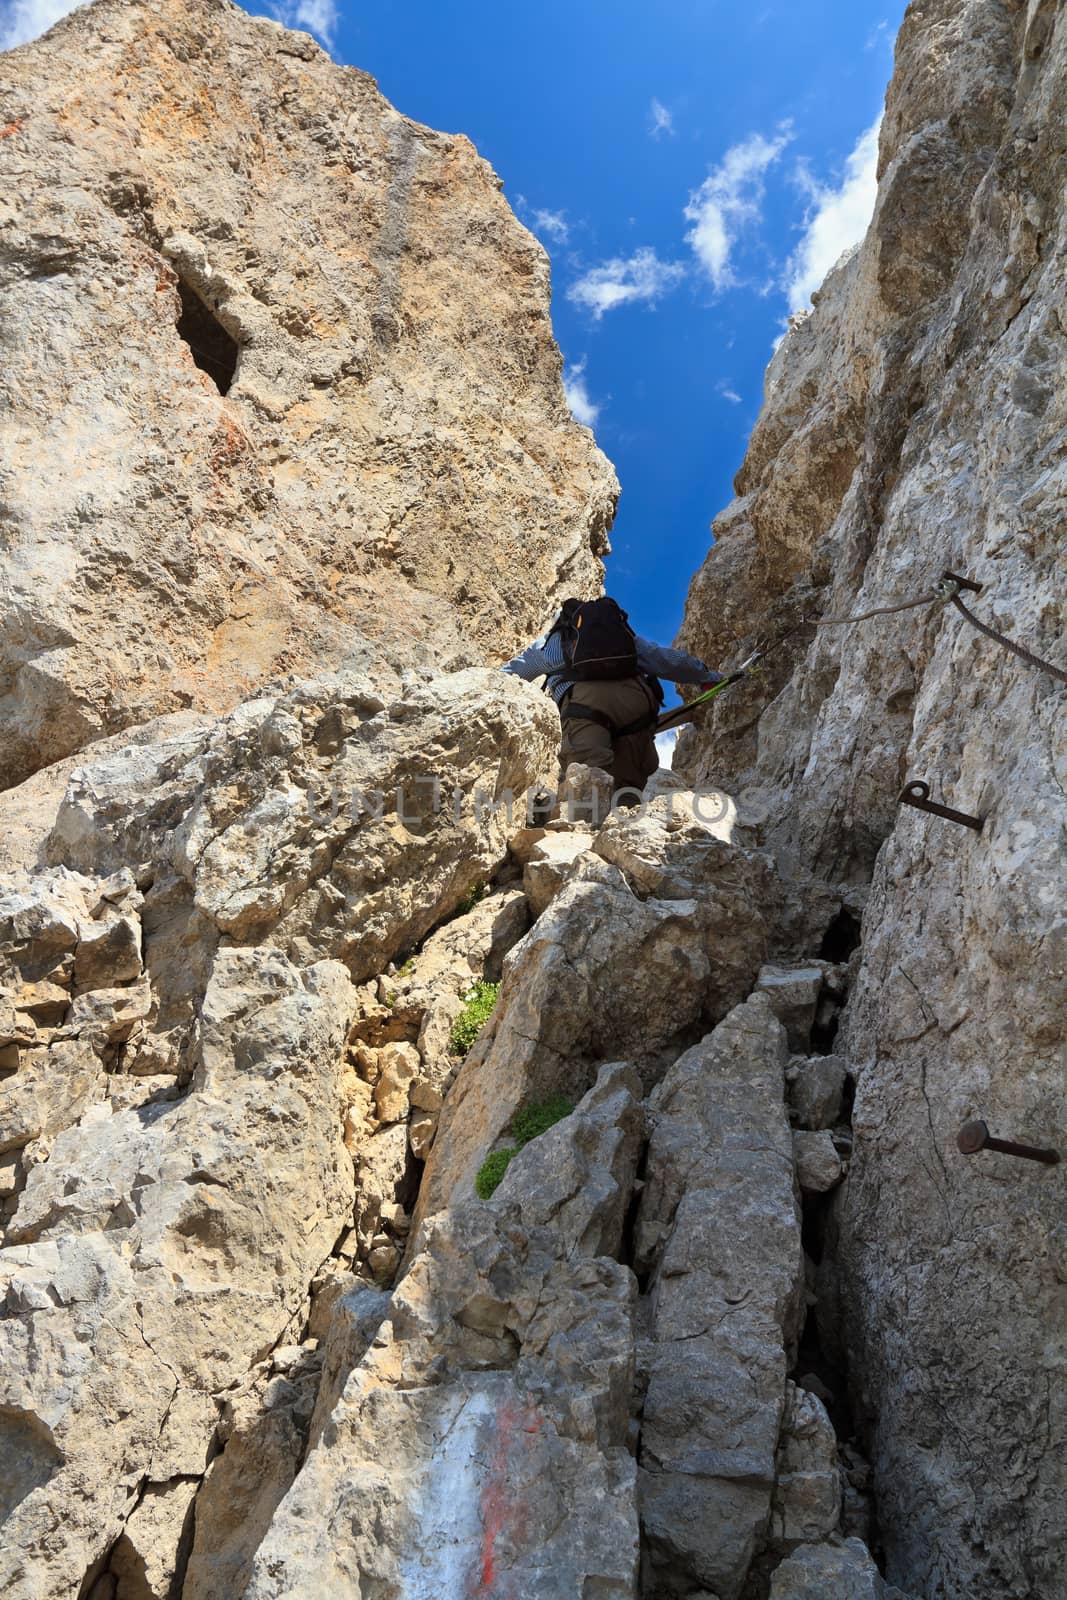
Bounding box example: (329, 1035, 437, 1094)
(811, 592, 938, 626)
(669, 576, 1064, 735)
(948, 592, 1067, 686)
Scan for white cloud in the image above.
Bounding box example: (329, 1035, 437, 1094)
(563, 358, 600, 428)
(532, 208, 570, 244)
(567, 246, 686, 320)
(684, 126, 793, 291)
(257, 0, 339, 49)
(0, 0, 85, 51)
(294, 0, 339, 44)
(865, 18, 892, 50)
(649, 98, 674, 139)
(0, 0, 343, 56)
(783, 117, 881, 309)
(655, 728, 678, 769)
(719, 385, 742, 404)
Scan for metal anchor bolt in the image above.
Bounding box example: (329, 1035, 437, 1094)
(898, 779, 985, 831)
(936, 569, 984, 597)
(956, 1119, 1060, 1166)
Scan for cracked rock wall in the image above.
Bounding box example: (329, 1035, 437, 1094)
(0, 0, 616, 790)
(0, 665, 559, 1598)
(676, 2, 1067, 1595)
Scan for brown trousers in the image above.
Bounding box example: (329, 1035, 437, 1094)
(558, 678, 660, 793)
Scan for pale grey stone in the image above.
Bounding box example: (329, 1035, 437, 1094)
(755, 964, 824, 1053)
(793, 1130, 844, 1193)
(771, 1381, 842, 1543)
(787, 1053, 848, 1129)
(493, 1061, 645, 1259)
(636, 996, 803, 1600)
(673, 4, 1067, 1590)
(522, 830, 593, 916)
(769, 1537, 905, 1598)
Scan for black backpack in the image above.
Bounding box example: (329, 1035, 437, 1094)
(549, 597, 639, 681)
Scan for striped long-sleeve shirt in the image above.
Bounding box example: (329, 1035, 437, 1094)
(502, 629, 719, 704)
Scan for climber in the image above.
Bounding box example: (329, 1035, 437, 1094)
(502, 596, 723, 792)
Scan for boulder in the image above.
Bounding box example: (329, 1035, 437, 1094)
(770, 1381, 841, 1544)
(416, 822, 782, 1233)
(754, 964, 824, 1053)
(522, 830, 594, 916)
(73, 913, 143, 989)
(793, 1130, 844, 1194)
(373, 1041, 420, 1125)
(245, 1204, 640, 1598)
(768, 1538, 911, 1598)
(493, 1062, 645, 1259)
(635, 996, 804, 1599)
(414, 864, 711, 1229)
(0, 0, 615, 791)
(107, 1478, 199, 1600)
(68, 980, 153, 1052)
(787, 1053, 848, 1130)
(0, 1037, 103, 1158)
(182, 1346, 330, 1600)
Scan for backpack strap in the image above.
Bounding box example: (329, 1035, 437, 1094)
(561, 680, 660, 739)
(561, 702, 615, 732)
(612, 706, 660, 737)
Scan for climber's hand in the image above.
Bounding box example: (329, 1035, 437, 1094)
(700, 675, 726, 691)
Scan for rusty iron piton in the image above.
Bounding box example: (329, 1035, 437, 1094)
(898, 780, 984, 832)
(957, 1119, 1059, 1166)
(937, 570, 984, 597)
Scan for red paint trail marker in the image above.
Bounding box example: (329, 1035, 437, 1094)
(473, 1398, 540, 1597)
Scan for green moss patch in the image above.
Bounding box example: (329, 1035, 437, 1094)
(474, 1095, 575, 1199)
(474, 1148, 516, 1199)
(510, 1096, 574, 1147)
(448, 980, 501, 1057)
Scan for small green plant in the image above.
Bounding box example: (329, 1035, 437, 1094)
(510, 1095, 574, 1147)
(474, 1095, 575, 1200)
(397, 955, 417, 978)
(454, 880, 487, 918)
(448, 979, 500, 1057)
(474, 1148, 516, 1199)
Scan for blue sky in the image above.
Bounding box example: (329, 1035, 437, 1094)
(288, 0, 907, 653)
(3, 0, 906, 658)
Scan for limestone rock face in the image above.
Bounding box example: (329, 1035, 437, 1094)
(43, 664, 557, 1075)
(676, 2, 1067, 1595)
(245, 1204, 640, 1599)
(0, 0, 616, 790)
(0, 658, 893, 1598)
(0, 660, 557, 1598)
(414, 802, 785, 1232)
(492, 1061, 646, 1260)
(0, 947, 357, 1600)
(634, 996, 804, 1599)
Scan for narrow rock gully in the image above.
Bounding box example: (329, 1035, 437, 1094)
(185, 770, 904, 1600)
(0, 706, 910, 1600)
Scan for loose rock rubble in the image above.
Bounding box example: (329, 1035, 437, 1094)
(0, 690, 887, 1598)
